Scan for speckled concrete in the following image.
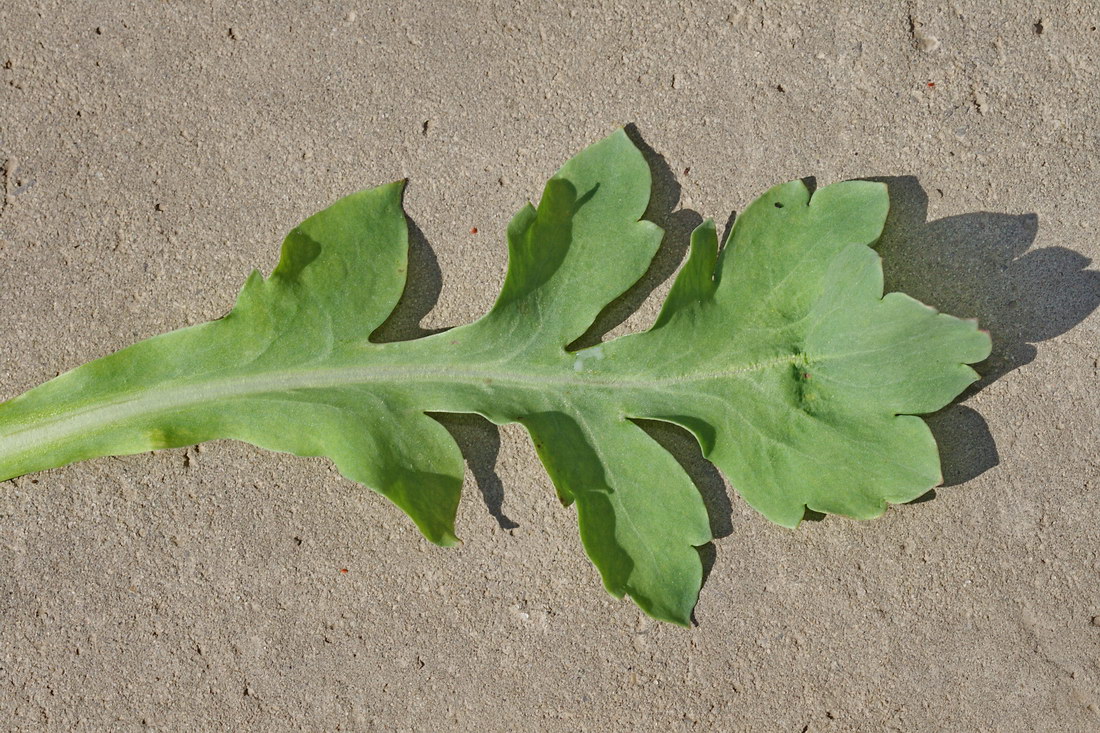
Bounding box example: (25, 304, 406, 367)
(1, 1, 1098, 730)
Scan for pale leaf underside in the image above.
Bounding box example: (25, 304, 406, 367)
(0, 130, 990, 625)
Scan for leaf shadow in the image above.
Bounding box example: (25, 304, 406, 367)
(870, 176, 1100, 487)
(371, 217, 449, 342)
(632, 419, 733, 540)
(433, 413, 519, 531)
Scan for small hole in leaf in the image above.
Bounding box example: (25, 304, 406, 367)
(774, 202, 784, 208)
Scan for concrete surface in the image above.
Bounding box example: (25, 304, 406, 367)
(1, 1, 1098, 730)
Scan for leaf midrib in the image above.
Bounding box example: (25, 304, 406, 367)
(0, 351, 812, 464)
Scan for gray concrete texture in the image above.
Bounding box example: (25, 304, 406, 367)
(0, 1, 1098, 730)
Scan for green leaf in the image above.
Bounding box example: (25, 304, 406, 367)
(0, 129, 990, 625)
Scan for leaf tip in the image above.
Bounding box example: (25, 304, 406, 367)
(665, 614, 694, 629)
(974, 325, 994, 361)
(637, 598, 696, 628)
(386, 178, 409, 202)
(431, 531, 461, 548)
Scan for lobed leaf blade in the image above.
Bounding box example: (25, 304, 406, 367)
(0, 129, 992, 623)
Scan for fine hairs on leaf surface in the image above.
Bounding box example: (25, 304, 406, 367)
(0, 129, 990, 626)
